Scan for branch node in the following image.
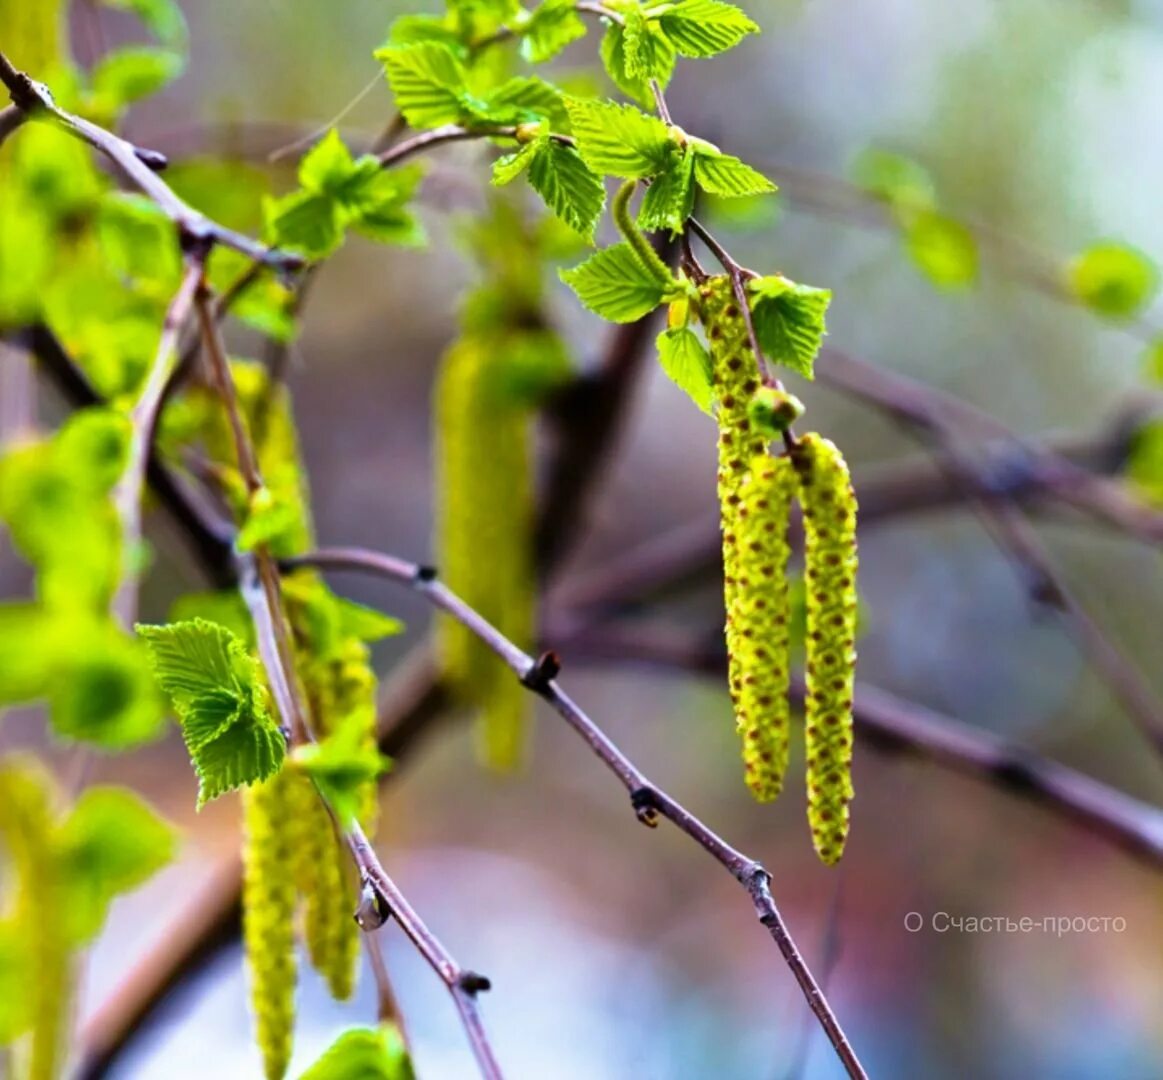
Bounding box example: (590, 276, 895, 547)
(521, 650, 561, 692)
(354, 876, 391, 931)
(458, 971, 492, 995)
(414, 564, 438, 584)
(630, 786, 660, 828)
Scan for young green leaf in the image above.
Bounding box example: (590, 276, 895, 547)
(903, 212, 978, 289)
(300, 1024, 415, 1080)
(521, 0, 587, 63)
(1067, 241, 1158, 320)
(263, 191, 343, 260)
(89, 46, 184, 112)
(692, 151, 775, 198)
(237, 486, 302, 554)
(99, 0, 188, 49)
(481, 76, 570, 131)
(292, 720, 391, 826)
(638, 148, 696, 233)
(492, 141, 539, 186)
(524, 139, 606, 241)
(561, 242, 672, 322)
(599, 22, 675, 107)
(298, 130, 376, 202)
(565, 98, 672, 178)
(748, 276, 832, 379)
(137, 619, 287, 806)
(851, 147, 935, 211)
(56, 787, 175, 943)
(657, 326, 714, 413)
(376, 43, 468, 129)
(658, 0, 760, 58)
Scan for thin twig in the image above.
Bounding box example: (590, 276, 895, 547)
(0, 51, 302, 273)
(0, 103, 25, 147)
(112, 254, 207, 625)
(551, 619, 1163, 866)
(377, 124, 517, 169)
(287, 546, 870, 1080)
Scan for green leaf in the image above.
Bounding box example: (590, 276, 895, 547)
(345, 165, 427, 247)
(521, 0, 587, 63)
(618, 8, 676, 86)
(903, 211, 978, 289)
(237, 486, 301, 553)
(56, 787, 175, 943)
(638, 148, 695, 233)
(293, 719, 390, 826)
(298, 129, 377, 203)
(376, 43, 468, 129)
(564, 98, 671, 179)
(90, 46, 183, 111)
(263, 191, 344, 260)
(300, 1025, 415, 1080)
(560, 242, 670, 322)
(658, 0, 759, 58)
(599, 21, 675, 107)
(525, 139, 606, 241)
(96, 193, 183, 290)
(137, 619, 287, 806)
(692, 150, 775, 198)
(0, 605, 59, 704)
(384, 14, 464, 53)
(50, 627, 166, 748)
(748, 276, 832, 379)
(1067, 242, 1158, 320)
(99, 0, 188, 48)
(492, 141, 538, 185)
(851, 147, 935, 211)
(657, 326, 713, 413)
(333, 598, 405, 643)
(480, 76, 569, 130)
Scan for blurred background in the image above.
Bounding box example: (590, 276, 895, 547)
(4, 0, 1163, 1076)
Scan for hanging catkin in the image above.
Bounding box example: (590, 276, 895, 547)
(699, 276, 769, 709)
(796, 433, 859, 864)
(0, 762, 69, 1080)
(242, 772, 297, 1080)
(435, 336, 534, 771)
(732, 454, 797, 801)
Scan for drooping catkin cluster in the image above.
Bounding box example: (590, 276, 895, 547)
(734, 455, 798, 801)
(795, 434, 859, 865)
(242, 773, 298, 1080)
(698, 276, 858, 863)
(435, 330, 535, 772)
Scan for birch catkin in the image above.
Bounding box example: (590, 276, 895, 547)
(733, 454, 797, 801)
(699, 276, 769, 708)
(242, 773, 297, 1080)
(796, 433, 859, 864)
(435, 337, 534, 771)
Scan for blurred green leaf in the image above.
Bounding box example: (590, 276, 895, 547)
(56, 786, 175, 943)
(851, 147, 936, 210)
(99, 0, 188, 48)
(263, 191, 344, 260)
(293, 718, 390, 826)
(0, 921, 33, 1041)
(299, 1024, 415, 1080)
(90, 46, 183, 112)
(903, 212, 978, 289)
(1067, 242, 1158, 320)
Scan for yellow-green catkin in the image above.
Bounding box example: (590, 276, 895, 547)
(698, 277, 770, 699)
(242, 772, 298, 1080)
(435, 337, 535, 771)
(0, 762, 70, 1080)
(732, 455, 798, 801)
(796, 433, 859, 864)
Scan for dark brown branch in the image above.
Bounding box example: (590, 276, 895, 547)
(287, 547, 869, 1080)
(0, 50, 302, 273)
(376, 123, 517, 168)
(552, 620, 1163, 867)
